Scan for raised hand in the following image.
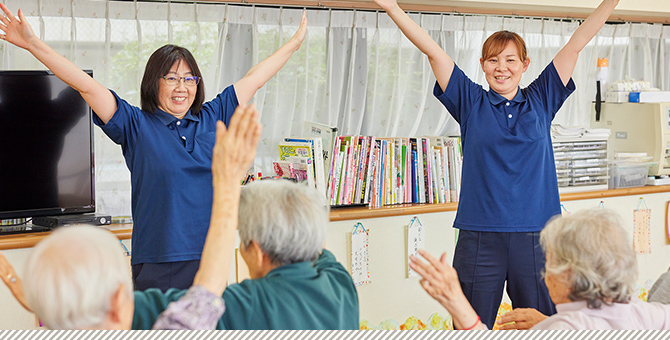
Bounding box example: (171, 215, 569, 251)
(409, 249, 483, 330)
(0, 4, 37, 50)
(212, 104, 262, 186)
(288, 10, 308, 51)
(0, 251, 31, 312)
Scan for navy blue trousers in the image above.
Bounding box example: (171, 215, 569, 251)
(453, 230, 556, 329)
(132, 259, 200, 292)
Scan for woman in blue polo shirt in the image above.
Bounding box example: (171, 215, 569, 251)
(374, 0, 619, 328)
(0, 4, 307, 291)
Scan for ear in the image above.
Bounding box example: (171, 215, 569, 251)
(480, 57, 485, 71)
(108, 284, 132, 329)
(522, 57, 530, 72)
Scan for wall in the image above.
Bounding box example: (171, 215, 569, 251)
(327, 190, 670, 327)
(0, 192, 668, 329)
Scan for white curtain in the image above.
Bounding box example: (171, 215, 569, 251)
(2, 0, 669, 218)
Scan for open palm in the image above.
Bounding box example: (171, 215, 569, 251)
(0, 5, 38, 51)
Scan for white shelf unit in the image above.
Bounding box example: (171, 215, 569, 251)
(553, 137, 610, 194)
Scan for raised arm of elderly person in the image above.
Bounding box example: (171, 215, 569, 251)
(152, 105, 262, 330)
(409, 249, 486, 330)
(0, 251, 30, 312)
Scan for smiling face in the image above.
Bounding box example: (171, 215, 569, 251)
(157, 60, 196, 119)
(480, 41, 530, 100)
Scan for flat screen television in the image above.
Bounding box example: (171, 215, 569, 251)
(0, 70, 95, 220)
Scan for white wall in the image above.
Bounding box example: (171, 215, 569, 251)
(0, 193, 668, 329)
(327, 191, 670, 327)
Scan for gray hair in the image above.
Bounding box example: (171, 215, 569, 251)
(23, 225, 133, 329)
(540, 208, 637, 309)
(238, 180, 329, 266)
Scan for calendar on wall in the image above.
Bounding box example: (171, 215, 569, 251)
(351, 222, 371, 286)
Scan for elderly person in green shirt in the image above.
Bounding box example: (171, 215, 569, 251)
(132, 164, 359, 330)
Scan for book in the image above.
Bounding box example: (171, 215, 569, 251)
(278, 142, 315, 189)
(284, 137, 327, 198)
(303, 121, 338, 180)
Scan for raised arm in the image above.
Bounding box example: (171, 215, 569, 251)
(233, 11, 307, 105)
(553, 0, 619, 85)
(374, 0, 454, 91)
(409, 249, 486, 330)
(0, 251, 31, 312)
(0, 4, 116, 123)
(193, 104, 261, 296)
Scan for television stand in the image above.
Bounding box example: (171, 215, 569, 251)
(32, 213, 112, 228)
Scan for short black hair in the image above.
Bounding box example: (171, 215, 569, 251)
(140, 45, 205, 115)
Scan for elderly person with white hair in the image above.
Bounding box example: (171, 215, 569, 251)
(0, 104, 262, 329)
(132, 176, 360, 330)
(410, 208, 670, 330)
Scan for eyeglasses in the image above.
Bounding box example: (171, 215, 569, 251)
(162, 75, 200, 86)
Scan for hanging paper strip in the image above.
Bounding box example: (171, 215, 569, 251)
(351, 222, 371, 286)
(407, 216, 425, 278)
(633, 198, 651, 254)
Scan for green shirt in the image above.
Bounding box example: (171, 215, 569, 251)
(132, 249, 359, 330)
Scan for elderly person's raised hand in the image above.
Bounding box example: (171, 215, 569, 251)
(497, 308, 547, 330)
(211, 104, 261, 185)
(194, 104, 261, 297)
(0, 251, 30, 312)
(409, 249, 484, 330)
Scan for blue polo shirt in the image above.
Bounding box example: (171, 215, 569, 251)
(132, 249, 360, 330)
(434, 62, 575, 232)
(93, 86, 238, 265)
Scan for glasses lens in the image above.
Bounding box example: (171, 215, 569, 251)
(164, 76, 179, 85)
(184, 76, 199, 86)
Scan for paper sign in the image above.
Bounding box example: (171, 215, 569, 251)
(407, 217, 425, 278)
(633, 209, 651, 254)
(351, 223, 371, 286)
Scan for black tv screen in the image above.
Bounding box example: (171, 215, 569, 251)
(0, 70, 95, 220)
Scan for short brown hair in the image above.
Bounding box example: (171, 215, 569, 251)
(140, 45, 205, 115)
(481, 30, 527, 62)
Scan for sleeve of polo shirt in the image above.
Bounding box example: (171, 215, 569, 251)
(201, 85, 240, 127)
(91, 89, 143, 148)
(132, 288, 187, 330)
(432, 64, 484, 126)
(525, 61, 576, 121)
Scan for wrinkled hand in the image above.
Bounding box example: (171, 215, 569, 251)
(409, 250, 462, 307)
(288, 11, 307, 50)
(212, 104, 261, 184)
(409, 249, 482, 329)
(373, 0, 399, 12)
(0, 251, 31, 312)
(497, 308, 547, 330)
(0, 4, 38, 50)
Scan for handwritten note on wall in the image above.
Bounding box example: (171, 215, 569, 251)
(407, 217, 425, 278)
(634, 208, 651, 254)
(351, 223, 371, 286)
